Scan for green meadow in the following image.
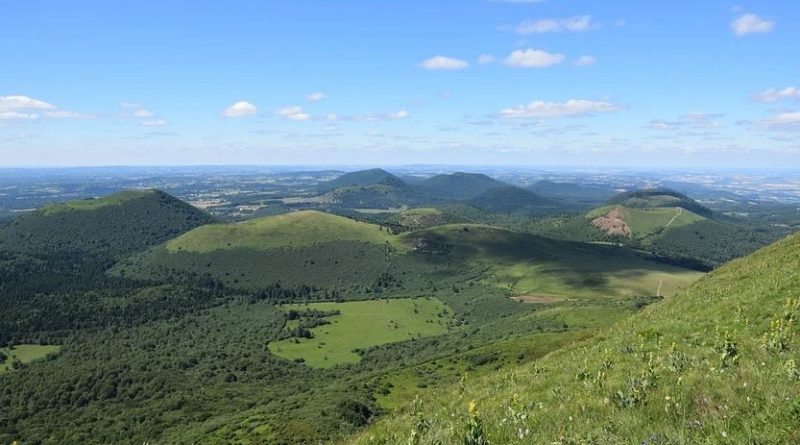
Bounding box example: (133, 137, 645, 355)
(0, 344, 60, 373)
(269, 298, 453, 368)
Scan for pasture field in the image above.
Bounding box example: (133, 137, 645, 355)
(0, 344, 60, 373)
(269, 298, 453, 368)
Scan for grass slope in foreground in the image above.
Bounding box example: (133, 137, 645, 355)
(269, 298, 453, 368)
(349, 230, 800, 444)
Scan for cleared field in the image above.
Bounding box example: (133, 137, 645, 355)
(165, 210, 402, 253)
(0, 344, 60, 373)
(269, 298, 453, 368)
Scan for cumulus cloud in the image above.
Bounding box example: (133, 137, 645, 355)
(420, 56, 469, 70)
(0, 95, 56, 112)
(478, 54, 496, 64)
(514, 15, 594, 34)
(504, 49, 564, 67)
(761, 112, 800, 130)
(731, 14, 774, 36)
(222, 101, 258, 118)
(277, 106, 311, 121)
(752, 87, 800, 103)
(306, 92, 326, 102)
(0, 95, 91, 121)
(573, 55, 597, 66)
(499, 99, 620, 118)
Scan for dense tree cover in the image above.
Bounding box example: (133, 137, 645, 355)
(0, 190, 213, 256)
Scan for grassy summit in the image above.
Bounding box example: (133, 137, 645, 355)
(348, 230, 800, 445)
(165, 210, 399, 253)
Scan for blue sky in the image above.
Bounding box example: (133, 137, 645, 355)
(1, 0, 799, 168)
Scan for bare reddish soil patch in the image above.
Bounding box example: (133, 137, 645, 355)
(591, 206, 631, 237)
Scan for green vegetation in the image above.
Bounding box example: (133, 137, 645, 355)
(0, 189, 213, 256)
(417, 172, 506, 200)
(0, 344, 60, 373)
(405, 224, 701, 298)
(465, 186, 556, 216)
(164, 210, 400, 253)
(0, 187, 739, 445)
(270, 298, 453, 367)
(348, 230, 800, 445)
(608, 188, 714, 218)
(318, 168, 407, 192)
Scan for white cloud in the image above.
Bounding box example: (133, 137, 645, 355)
(504, 49, 564, 67)
(500, 99, 621, 118)
(139, 119, 167, 127)
(762, 112, 800, 129)
(277, 106, 311, 121)
(420, 56, 469, 70)
(131, 109, 154, 118)
(731, 14, 774, 36)
(478, 54, 496, 64)
(0, 111, 40, 120)
(752, 86, 800, 103)
(222, 101, 258, 118)
(44, 110, 94, 119)
(645, 112, 724, 130)
(514, 15, 593, 34)
(573, 55, 597, 66)
(0, 95, 56, 112)
(306, 92, 326, 102)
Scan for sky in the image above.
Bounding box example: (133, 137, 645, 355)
(1, 0, 799, 168)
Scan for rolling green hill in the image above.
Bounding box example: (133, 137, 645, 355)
(0, 189, 213, 256)
(318, 168, 407, 192)
(465, 186, 557, 216)
(416, 173, 507, 200)
(116, 211, 700, 299)
(347, 229, 800, 445)
(608, 188, 714, 218)
(532, 189, 779, 266)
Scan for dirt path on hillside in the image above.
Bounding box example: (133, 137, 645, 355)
(510, 294, 568, 304)
(665, 208, 683, 228)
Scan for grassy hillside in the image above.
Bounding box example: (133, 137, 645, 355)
(532, 188, 781, 266)
(0, 189, 213, 256)
(118, 213, 700, 298)
(406, 224, 700, 298)
(348, 230, 800, 445)
(608, 188, 714, 218)
(165, 210, 398, 252)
